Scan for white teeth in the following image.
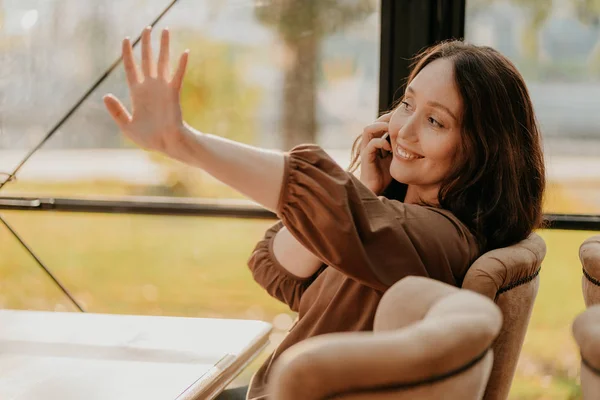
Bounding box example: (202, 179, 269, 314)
(396, 146, 422, 160)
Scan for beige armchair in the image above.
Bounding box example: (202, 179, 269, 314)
(462, 233, 547, 400)
(269, 276, 502, 400)
(573, 235, 600, 399)
(580, 235, 600, 307)
(573, 305, 600, 400)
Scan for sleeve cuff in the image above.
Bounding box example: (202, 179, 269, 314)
(266, 224, 318, 282)
(276, 152, 292, 219)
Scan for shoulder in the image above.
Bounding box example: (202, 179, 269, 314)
(380, 198, 480, 267)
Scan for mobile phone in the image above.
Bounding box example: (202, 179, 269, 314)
(378, 132, 391, 158)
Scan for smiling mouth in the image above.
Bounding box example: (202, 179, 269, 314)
(395, 145, 424, 160)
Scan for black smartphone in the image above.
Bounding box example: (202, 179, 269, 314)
(378, 132, 391, 158)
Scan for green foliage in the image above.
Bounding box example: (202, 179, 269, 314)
(147, 32, 263, 197)
(254, 0, 377, 41)
(178, 33, 262, 144)
(253, 0, 377, 148)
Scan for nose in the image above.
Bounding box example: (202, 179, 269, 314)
(396, 115, 419, 143)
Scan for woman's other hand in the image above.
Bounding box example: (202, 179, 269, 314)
(359, 112, 393, 195)
(103, 27, 189, 153)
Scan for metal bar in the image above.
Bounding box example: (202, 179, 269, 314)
(0, 214, 85, 312)
(0, 196, 276, 219)
(378, 0, 434, 112)
(432, 0, 465, 41)
(544, 214, 600, 231)
(378, 0, 465, 113)
(0, 196, 599, 231)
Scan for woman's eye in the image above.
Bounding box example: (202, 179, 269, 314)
(428, 117, 443, 128)
(400, 101, 411, 110)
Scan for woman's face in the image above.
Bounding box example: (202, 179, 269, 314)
(388, 58, 464, 203)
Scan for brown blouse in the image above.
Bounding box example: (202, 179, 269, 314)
(246, 145, 479, 399)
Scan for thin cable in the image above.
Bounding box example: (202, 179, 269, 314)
(0, 0, 179, 191)
(0, 214, 85, 312)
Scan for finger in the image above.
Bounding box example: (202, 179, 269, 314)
(376, 111, 393, 122)
(122, 38, 140, 86)
(171, 50, 189, 91)
(364, 138, 392, 160)
(141, 26, 156, 77)
(103, 95, 132, 130)
(366, 137, 392, 152)
(362, 121, 389, 141)
(157, 28, 170, 79)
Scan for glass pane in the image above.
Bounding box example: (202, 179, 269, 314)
(514, 229, 594, 399)
(0, 0, 174, 173)
(0, 211, 292, 386)
(0, 213, 76, 311)
(1, 0, 381, 200)
(465, 0, 600, 215)
(3, 212, 598, 392)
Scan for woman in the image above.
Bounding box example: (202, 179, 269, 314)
(103, 28, 545, 400)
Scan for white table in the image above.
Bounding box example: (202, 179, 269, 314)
(0, 310, 272, 399)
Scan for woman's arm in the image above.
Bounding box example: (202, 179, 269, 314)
(103, 27, 284, 212)
(176, 129, 323, 277)
(169, 126, 285, 212)
(103, 27, 322, 276)
(248, 222, 324, 311)
(273, 227, 323, 278)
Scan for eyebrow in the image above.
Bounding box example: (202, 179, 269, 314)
(406, 86, 459, 123)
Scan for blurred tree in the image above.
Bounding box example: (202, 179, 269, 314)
(255, 0, 376, 150)
(146, 33, 263, 197)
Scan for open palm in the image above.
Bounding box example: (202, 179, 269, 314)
(103, 27, 189, 152)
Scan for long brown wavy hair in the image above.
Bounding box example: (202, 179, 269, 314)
(349, 41, 546, 252)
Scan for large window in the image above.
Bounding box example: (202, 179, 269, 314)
(466, 0, 600, 216)
(0, 0, 381, 389)
(466, 1, 600, 398)
(2, 1, 600, 397)
(0, 0, 380, 200)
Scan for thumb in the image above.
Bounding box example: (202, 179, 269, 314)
(103, 94, 131, 130)
(374, 138, 392, 159)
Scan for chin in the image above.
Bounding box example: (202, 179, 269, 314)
(389, 166, 417, 185)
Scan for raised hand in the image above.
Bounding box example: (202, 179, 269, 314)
(103, 27, 189, 153)
(359, 112, 393, 195)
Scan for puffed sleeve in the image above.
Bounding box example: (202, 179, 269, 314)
(276, 145, 479, 292)
(248, 221, 325, 312)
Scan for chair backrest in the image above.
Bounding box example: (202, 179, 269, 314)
(269, 276, 502, 400)
(572, 305, 600, 400)
(461, 233, 546, 400)
(580, 235, 600, 307)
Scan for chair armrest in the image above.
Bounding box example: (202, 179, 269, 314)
(269, 278, 502, 400)
(581, 236, 600, 307)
